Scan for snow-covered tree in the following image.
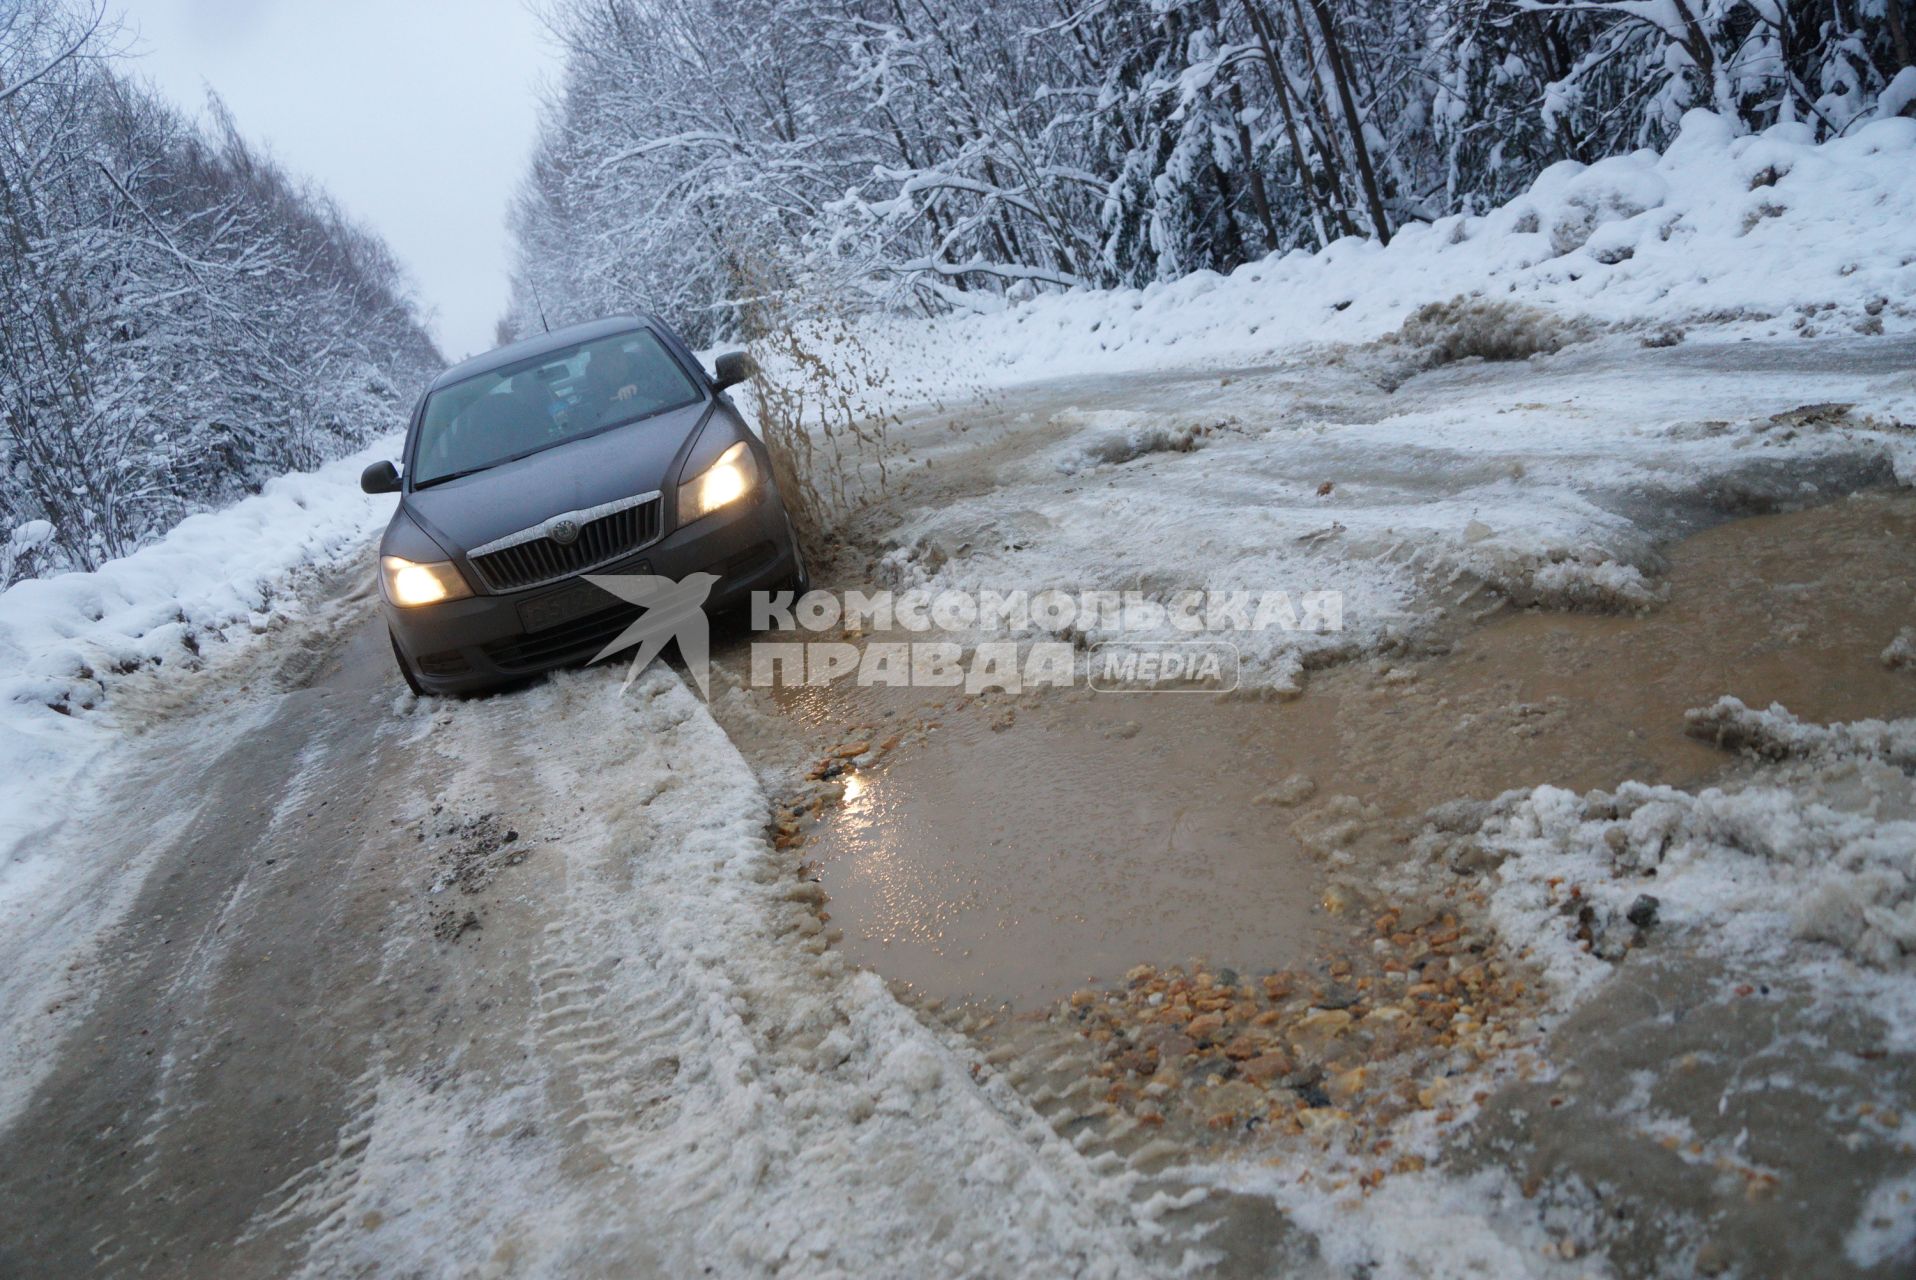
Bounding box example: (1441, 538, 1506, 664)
(0, 0, 440, 583)
(506, 0, 1912, 349)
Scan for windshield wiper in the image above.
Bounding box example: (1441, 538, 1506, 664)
(412, 463, 497, 490)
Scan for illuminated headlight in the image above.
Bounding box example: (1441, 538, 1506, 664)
(678, 441, 757, 523)
(380, 555, 473, 607)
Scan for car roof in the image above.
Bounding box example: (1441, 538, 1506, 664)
(428, 314, 666, 391)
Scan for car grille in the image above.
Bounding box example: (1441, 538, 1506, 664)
(467, 494, 661, 593)
(482, 601, 641, 671)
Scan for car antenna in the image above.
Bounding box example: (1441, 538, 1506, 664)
(532, 282, 551, 333)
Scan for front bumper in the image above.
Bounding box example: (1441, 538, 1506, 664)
(384, 490, 798, 695)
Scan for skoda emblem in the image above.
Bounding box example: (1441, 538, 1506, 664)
(546, 517, 581, 546)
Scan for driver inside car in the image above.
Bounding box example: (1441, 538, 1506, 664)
(583, 345, 645, 420)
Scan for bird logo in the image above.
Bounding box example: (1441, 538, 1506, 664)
(582, 572, 721, 696)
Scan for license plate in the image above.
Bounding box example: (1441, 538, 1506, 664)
(517, 579, 620, 633)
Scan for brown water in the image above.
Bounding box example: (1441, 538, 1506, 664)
(807, 688, 1335, 1004)
(720, 490, 1916, 1008)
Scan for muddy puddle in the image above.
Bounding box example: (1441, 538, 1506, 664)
(713, 490, 1916, 1011)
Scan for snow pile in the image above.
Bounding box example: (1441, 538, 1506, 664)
(1051, 409, 1211, 474)
(779, 110, 1916, 401)
(1882, 627, 1916, 670)
(1686, 695, 1916, 769)
(1449, 515, 1666, 614)
(1387, 297, 1583, 380)
(0, 435, 402, 914)
(1525, 557, 1662, 610)
(1413, 700, 1916, 998)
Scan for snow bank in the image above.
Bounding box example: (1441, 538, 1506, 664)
(0, 434, 402, 917)
(0, 433, 401, 712)
(786, 110, 1916, 402)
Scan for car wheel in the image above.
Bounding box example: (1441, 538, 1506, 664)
(389, 630, 427, 697)
(783, 513, 811, 596)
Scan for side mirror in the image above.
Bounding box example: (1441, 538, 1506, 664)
(360, 460, 401, 495)
(711, 350, 759, 392)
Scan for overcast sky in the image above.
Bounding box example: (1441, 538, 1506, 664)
(126, 0, 555, 362)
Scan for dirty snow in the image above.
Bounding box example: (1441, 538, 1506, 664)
(296, 667, 1159, 1277)
(1051, 409, 1211, 474)
(755, 115, 1916, 695)
(1849, 1169, 1916, 1268)
(1406, 698, 1916, 1001)
(1200, 1164, 1599, 1280)
(848, 339, 1912, 692)
(1161, 694, 1916, 1274)
(1886, 627, 1916, 670)
(0, 433, 404, 1119)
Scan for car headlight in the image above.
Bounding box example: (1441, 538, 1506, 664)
(381, 555, 473, 607)
(678, 440, 757, 523)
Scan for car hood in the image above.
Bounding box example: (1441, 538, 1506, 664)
(401, 402, 708, 554)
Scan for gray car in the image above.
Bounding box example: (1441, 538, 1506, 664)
(360, 315, 805, 695)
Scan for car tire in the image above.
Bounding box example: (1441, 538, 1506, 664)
(783, 514, 811, 596)
(389, 630, 427, 697)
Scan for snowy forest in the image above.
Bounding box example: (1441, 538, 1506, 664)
(6, 1, 1913, 587)
(0, 2, 440, 586)
(507, 0, 1915, 345)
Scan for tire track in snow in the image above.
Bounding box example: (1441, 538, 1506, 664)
(299, 665, 1172, 1276)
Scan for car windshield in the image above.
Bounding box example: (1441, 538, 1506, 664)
(410, 328, 702, 487)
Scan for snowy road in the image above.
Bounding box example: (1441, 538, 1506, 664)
(0, 604, 562, 1272)
(2, 334, 1915, 1276)
(0, 569, 1178, 1276)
